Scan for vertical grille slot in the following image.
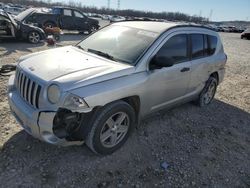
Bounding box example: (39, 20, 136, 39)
(35, 85, 41, 108)
(30, 82, 35, 106)
(25, 79, 31, 101)
(14, 69, 42, 109)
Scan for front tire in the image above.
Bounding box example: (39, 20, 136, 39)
(28, 31, 41, 44)
(196, 77, 218, 107)
(86, 101, 135, 155)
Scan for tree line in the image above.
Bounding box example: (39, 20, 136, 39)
(1, 0, 209, 23)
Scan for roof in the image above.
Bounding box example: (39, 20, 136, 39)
(113, 21, 216, 33)
(113, 21, 179, 33)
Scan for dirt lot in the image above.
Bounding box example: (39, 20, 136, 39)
(0, 32, 249, 188)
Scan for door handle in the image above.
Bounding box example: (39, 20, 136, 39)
(180, 67, 190, 72)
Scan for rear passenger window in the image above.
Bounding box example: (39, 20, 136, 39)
(157, 34, 189, 64)
(208, 35, 217, 55)
(191, 34, 204, 59)
(64, 9, 72, 16)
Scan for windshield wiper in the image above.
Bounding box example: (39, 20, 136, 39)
(87, 48, 117, 62)
(76, 45, 87, 51)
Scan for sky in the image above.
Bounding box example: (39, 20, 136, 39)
(57, 0, 250, 21)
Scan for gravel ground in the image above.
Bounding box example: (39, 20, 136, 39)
(0, 32, 249, 188)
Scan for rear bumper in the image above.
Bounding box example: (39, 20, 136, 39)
(8, 75, 83, 146)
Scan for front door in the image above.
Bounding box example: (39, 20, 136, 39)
(73, 10, 88, 31)
(146, 34, 191, 112)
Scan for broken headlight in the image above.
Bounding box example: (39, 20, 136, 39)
(63, 94, 88, 111)
(47, 84, 61, 104)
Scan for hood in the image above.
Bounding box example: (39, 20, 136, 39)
(19, 46, 134, 91)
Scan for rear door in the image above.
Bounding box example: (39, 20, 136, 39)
(61, 9, 75, 30)
(187, 34, 218, 94)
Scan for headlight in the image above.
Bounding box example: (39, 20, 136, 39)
(47, 84, 61, 104)
(63, 94, 88, 111)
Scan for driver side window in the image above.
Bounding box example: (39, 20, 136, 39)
(156, 34, 189, 64)
(74, 11, 84, 18)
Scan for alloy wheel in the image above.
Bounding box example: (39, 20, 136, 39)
(28, 32, 40, 44)
(100, 112, 129, 148)
(203, 81, 216, 104)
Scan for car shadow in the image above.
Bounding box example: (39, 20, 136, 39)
(1, 99, 250, 156)
(59, 33, 87, 42)
(0, 34, 87, 57)
(0, 99, 249, 186)
(0, 40, 45, 57)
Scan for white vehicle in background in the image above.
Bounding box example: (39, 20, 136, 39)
(110, 15, 126, 22)
(102, 14, 111, 20)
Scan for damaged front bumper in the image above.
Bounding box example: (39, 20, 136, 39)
(8, 75, 83, 146)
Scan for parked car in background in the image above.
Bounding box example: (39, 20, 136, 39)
(8, 22, 227, 154)
(206, 24, 219, 32)
(4, 5, 25, 15)
(110, 15, 126, 22)
(0, 3, 4, 9)
(19, 7, 100, 33)
(219, 26, 230, 32)
(241, 28, 250, 40)
(0, 11, 45, 43)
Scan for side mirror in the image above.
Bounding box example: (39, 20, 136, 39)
(150, 55, 174, 70)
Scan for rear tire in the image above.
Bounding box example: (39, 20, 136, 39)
(44, 22, 55, 28)
(196, 77, 218, 107)
(86, 101, 136, 155)
(88, 25, 98, 34)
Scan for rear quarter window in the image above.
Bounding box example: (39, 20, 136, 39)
(208, 35, 218, 55)
(63, 9, 72, 16)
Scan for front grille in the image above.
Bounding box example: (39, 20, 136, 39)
(15, 68, 42, 109)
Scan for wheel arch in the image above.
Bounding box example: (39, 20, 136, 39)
(120, 96, 141, 124)
(210, 72, 219, 82)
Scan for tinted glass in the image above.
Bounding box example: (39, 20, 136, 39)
(208, 35, 217, 55)
(157, 34, 188, 64)
(74, 11, 84, 18)
(204, 35, 209, 56)
(64, 9, 72, 16)
(191, 34, 204, 59)
(52, 8, 61, 14)
(78, 25, 159, 65)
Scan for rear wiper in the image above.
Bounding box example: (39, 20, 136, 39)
(87, 48, 117, 62)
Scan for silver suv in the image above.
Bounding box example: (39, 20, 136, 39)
(8, 22, 227, 154)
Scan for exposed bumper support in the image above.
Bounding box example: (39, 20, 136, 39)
(8, 75, 83, 146)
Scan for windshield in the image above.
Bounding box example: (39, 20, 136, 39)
(15, 8, 35, 22)
(77, 25, 159, 65)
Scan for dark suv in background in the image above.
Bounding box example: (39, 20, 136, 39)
(20, 7, 100, 33)
(241, 28, 250, 40)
